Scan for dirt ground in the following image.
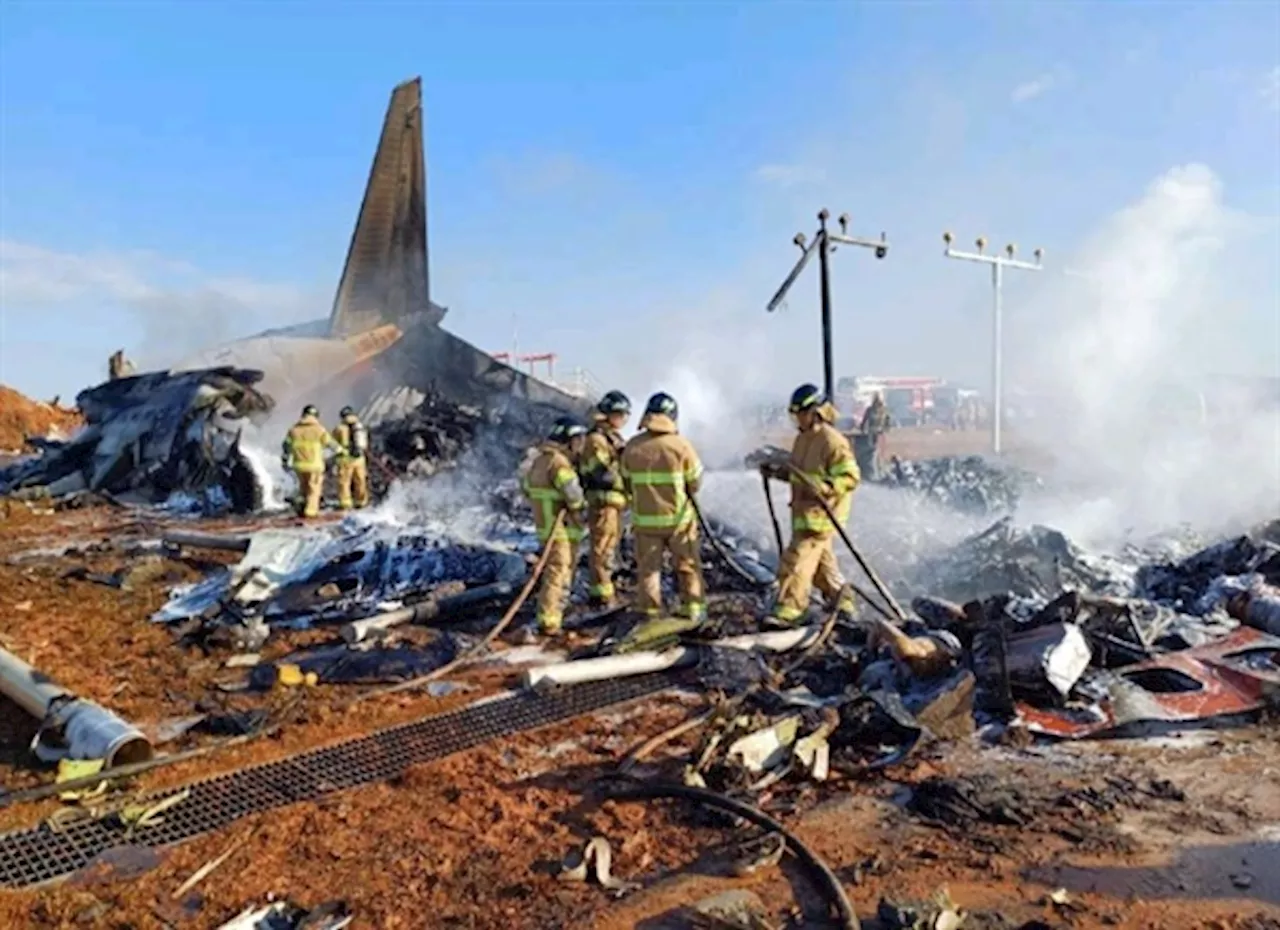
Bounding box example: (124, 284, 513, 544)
(0, 503, 1277, 929)
(0, 384, 82, 454)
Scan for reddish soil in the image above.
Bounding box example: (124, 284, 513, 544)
(0, 504, 1276, 929)
(0, 385, 83, 453)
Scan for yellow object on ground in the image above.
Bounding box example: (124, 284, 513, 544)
(56, 758, 107, 802)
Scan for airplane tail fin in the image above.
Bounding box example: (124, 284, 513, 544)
(328, 77, 442, 338)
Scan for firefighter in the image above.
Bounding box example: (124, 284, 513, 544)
(522, 417, 589, 635)
(860, 392, 892, 477)
(578, 390, 631, 607)
(332, 406, 370, 510)
(761, 384, 860, 625)
(620, 392, 705, 621)
(282, 404, 340, 518)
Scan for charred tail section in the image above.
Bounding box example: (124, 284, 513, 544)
(329, 77, 440, 339)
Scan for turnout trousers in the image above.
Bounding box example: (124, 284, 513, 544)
(633, 522, 705, 620)
(536, 536, 575, 634)
(294, 469, 324, 518)
(337, 458, 370, 509)
(771, 531, 854, 623)
(587, 505, 622, 601)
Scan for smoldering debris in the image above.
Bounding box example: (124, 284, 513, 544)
(909, 517, 1137, 603)
(154, 521, 530, 648)
(366, 386, 573, 497)
(879, 455, 1038, 516)
(0, 367, 274, 514)
(745, 445, 1036, 519)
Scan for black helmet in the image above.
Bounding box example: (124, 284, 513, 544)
(597, 390, 631, 416)
(787, 383, 826, 413)
(548, 417, 588, 443)
(302, 404, 319, 417)
(340, 406, 355, 419)
(644, 392, 678, 420)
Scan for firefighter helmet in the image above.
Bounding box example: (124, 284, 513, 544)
(302, 404, 319, 418)
(597, 390, 631, 416)
(787, 384, 826, 414)
(548, 417, 588, 444)
(340, 406, 355, 419)
(644, 392, 678, 421)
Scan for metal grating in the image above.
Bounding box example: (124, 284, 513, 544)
(0, 674, 673, 889)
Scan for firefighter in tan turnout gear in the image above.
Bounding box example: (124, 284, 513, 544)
(578, 390, 631, 607)
(332, 406, 370, 510)
(620, 392, 706, 621)
(282, 404, 340, 519)
(761, 384, 860, 625)
(522, 418, 589, 635)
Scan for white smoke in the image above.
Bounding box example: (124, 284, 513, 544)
(1010, 164, 1280, 545)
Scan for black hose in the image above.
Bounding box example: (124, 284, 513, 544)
(782, 462, 907, 622)
(598, 778, 858, 930)
(761, 470, 785, 560)
(688, 492, 774, 590)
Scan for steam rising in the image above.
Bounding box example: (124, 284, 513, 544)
(1012, 164, 1279, 544)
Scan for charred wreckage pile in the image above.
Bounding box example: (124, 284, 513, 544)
(3, 391, 1279, 927)
(0, 368, 274, 513)
(0, 369, 569, 515)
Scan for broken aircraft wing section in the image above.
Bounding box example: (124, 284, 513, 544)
(328, 76, 441, 338)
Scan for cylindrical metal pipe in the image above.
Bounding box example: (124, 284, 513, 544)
(162, 531, 252, 553)
(341, 581, 518, 644)
(522, 625, 822, 689)
(0, 647, 153, 767)
(991, 261, 1004, 457)
(0, 647, 65, 718)
(819, 229, 835, 402)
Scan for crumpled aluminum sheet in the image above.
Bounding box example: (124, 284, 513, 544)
(1017, 627, 1280, 739)
(154, 521, 526, 627)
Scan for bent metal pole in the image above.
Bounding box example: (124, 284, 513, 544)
(0, 646, 153, 768)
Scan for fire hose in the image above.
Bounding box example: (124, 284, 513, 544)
(688, 492, 775, 591)
(761, 469, 786, 559)
(350, 510, 567, 704)
(766, 462, 908, 624)
(597, 777, 858, 929)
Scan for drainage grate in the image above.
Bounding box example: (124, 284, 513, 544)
(0, 673, 674, 889)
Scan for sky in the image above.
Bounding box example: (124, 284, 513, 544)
(0, 0, 1277, 405)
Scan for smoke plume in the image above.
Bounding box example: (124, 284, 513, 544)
(1011, 164, 1280, 544)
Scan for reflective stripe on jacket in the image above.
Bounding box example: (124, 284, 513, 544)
(579, 421, 627, 509)
(620, 414, 703, 535)
(283, 416, 338, 474)
(522, 443, 586, 542)
(789, 410, 860, 534)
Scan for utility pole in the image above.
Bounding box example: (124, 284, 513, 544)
(942, 232, 1045, 456)
(767, 209, 889, 402)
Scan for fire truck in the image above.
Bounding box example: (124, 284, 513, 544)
(835, 375, 948, 428)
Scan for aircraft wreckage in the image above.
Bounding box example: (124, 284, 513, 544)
(0, 77, 587, 512)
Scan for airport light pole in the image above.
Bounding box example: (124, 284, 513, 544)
(767, 209, 889, 402)
(942, 232, 1045, 456)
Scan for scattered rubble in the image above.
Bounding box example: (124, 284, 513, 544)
(365, 385, 572, 497)
(880, 454, 1038, 516)
(1, 428, 1277, 927)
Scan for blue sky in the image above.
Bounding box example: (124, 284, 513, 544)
(1, 0, 1277, 404)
